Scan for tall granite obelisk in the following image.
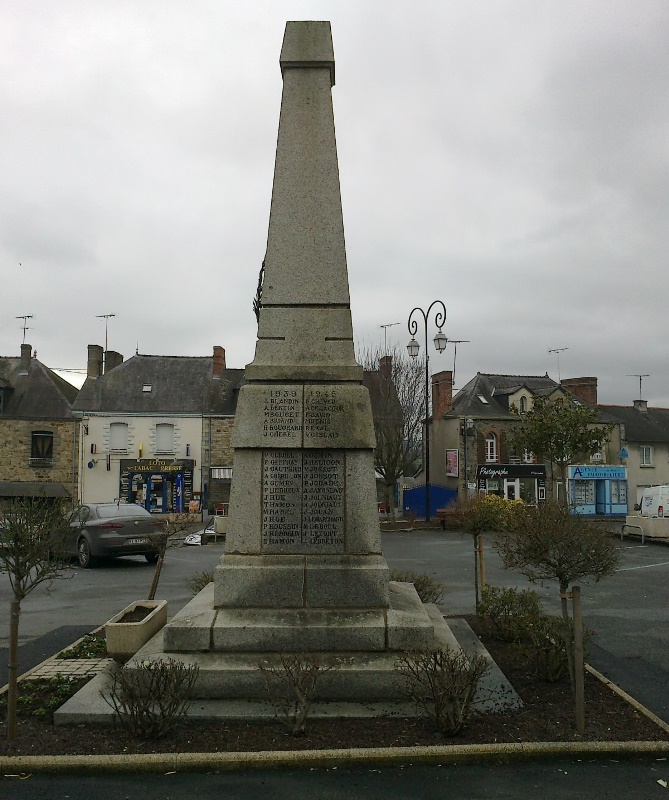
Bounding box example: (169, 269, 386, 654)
(159, 21, 451, 700)
(212, 20, 392, 643)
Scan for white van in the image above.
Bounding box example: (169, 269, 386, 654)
(636, 485, 669, 517)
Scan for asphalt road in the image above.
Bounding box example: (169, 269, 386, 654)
(4, 759, 669, 799)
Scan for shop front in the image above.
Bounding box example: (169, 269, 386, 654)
(568, 465, 628, 516)
(119, 459, 195, 514)
(477, 464, 546, 503)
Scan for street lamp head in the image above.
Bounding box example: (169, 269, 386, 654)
(406, 338, 420, 359)
(433, 329, 448, 353)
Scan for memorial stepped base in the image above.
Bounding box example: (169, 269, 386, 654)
(167, 581, 434, 654)
(123, 582, 461, 702)
(54, 616, 522, 724)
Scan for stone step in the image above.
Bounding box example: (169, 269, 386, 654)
(55, 615, 522, 725)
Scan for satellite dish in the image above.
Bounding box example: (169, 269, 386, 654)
(87, 461, 95, 469)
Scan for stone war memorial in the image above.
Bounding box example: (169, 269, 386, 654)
(138, 20, 459, 705)
(63, 21, 484, 719)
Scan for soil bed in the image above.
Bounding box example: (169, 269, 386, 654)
(116, 606, 154, 624)
(1, 620, 667, 756)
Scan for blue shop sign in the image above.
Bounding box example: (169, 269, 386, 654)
(569, 465, 627, 480)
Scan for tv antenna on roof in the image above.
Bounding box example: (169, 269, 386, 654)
(16, 315, 33, 343)
(96, 313, 116, 352)
(449, 340, 470, 388)
(627, 373, 650, 400)
(379, 322, 400, 354)
(548, 347, 569, 382)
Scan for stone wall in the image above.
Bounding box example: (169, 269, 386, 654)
(205, 417, 235, 511)
(0, 418, 78, 493)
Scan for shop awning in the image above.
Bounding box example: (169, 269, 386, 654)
(0, 481, 71, 498)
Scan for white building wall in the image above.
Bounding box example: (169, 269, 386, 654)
(77, 414, 203, 504)
(626, 442, 669, 506)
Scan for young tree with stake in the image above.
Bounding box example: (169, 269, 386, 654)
(0, 496, 75, 741)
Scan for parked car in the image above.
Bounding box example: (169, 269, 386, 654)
(65, 503, 167, 568)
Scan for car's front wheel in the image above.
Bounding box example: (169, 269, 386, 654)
(144, 552, 159, 564)
(77, 538, 97, 568)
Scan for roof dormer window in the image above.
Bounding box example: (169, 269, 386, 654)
(142, 385, 152, 393)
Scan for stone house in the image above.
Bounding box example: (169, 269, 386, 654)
(599, 400, 669, 509)
(0, 343, 80, 502)
(72, 345, 243, 515)
(430, 371, 616, 505)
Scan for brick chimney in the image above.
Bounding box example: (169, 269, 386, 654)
(87, 345, 104, 378)
(19, 343, 32, 374)
(561, 377, 597, 406)
(213, 346, 226, 378)
(431, 370, 453, 419)
(104, 351, 124, 373)
(379, 355, 392, 380)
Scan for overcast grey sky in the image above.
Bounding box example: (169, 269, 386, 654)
(2, 1, 667, 406)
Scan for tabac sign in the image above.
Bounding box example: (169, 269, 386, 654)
(120, 458, 195, 473)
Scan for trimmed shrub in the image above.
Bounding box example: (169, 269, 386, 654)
(517, 614, 591, 683)
(101, 658, 199, 739)
(185, 570, 215, 595)
(258, 653, 333, 736)
(389, 570, 445, 605)
(477, 585, 542, 642)
(395, 647, 490, 736)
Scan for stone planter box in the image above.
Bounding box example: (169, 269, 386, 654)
(105, 600, 168, 662)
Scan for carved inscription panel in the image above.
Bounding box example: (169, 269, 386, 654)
(261, 387, 303, 444)
(303, 387, 344, 444)
(262, 449, 345, 552)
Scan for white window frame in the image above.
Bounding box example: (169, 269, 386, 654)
(640, 445, 653, 466)
(109, 422, 129, 452)
(155, 422, 175, 454)
(522, 448, 534, 464)
(485, 432, 498, 463)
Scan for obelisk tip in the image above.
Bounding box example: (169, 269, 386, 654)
(280, 21, 335, 86)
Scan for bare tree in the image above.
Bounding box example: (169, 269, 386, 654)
(0, 496, 75, 741)
(358, 343, 426, 521)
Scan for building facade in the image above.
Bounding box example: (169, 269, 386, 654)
(73, 345, 243, 516)
(430, 371, 622, 510)
(599, 400, 669, 509)
(0, 343, 79, 501)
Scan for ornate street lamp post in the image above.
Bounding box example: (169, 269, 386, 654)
(407, 301, 447, 521)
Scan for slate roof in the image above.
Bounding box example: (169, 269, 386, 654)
(446, 373, 562, 418)
(72, 354, 244, 416)
(0, 354, 78, 418)
(599, 405, 669, 444)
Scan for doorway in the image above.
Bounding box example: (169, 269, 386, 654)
(504, 478, 520, 501)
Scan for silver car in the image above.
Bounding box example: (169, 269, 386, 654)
(66, 503, 166, 568)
